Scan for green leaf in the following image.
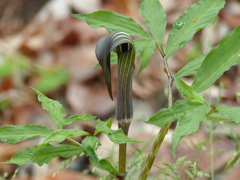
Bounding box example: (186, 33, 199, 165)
(174, 77, 205, 104)
(192, 26, 240, 92)
(82, 136, 121, 175)
(71, 11, 151, 39)
(95, 119, 141, 144)
(0, 125, 53, 144)
(138, 39, 156, 74)
(172, 104, 211, 156)
(175, 53, 208, 77)
(0, 146, 37, 165)
(146, 99, 205, 127)
(33, 88, 66, 128)
(32, 144, 82, 166)
(166, 0, 225, 58)
(64, 114, 96, 126)
(1, 144, 82, 166)
(208, 106, 240, 123)
(34, 66, 69, 93)
(146, 108, 175, 127)
(41, 129, 89, 145)
(134, 39, 148, 55)
(139, 0, 166, 51)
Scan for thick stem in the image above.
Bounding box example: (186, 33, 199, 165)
(116, 51, 134, 178)
(139, 123, 171, 180)
(118, 121, 130, 176)
(209, 121, 215, 180)
(139, 49, 173, 180)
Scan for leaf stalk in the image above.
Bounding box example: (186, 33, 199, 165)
(139, 47, 173, 179)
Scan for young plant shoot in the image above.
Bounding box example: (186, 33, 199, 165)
(95, 31, 135, 177)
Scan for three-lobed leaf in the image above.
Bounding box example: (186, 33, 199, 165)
(0, 125, 53, 144)
(166, 0, 225, 58)
(192, 26, 240, 92)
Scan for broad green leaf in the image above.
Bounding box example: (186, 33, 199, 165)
(146, 108, 175, 127)
(95, 119, 140, 144)
(82, 136, 121, 175)
(207, 106, 240, 123)
(32, 144, 82, 166)
(1, 144, 82, 166)
(146, 99, 205, 127)
(0, 125, 53, 144)
(134, 39, 149, 55)
(0, 146, 37, 165)
(33, 88, 66, 128)
(41, 129, 89, 145)
(172, 104, 211, 156)
(138, 39, 156, 74)
(34, 66, 69, 93)
(64, 114, 96, 126)
(166, 0, 225, 58)
(192, 26, 240, 92)
(139, 0, 166, 51)
(94, 118, 113, 135)
(71, 11, 151, 39)
(175, 53, 208, 77)
(174, 77, 205, 104)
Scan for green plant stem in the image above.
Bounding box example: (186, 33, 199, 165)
(116, 49, 134, 178)
(139, 122, 172, 180)
(209, 121, 215, 180)
(139, 48, 173, 180)
(118, 120, 131, 177)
